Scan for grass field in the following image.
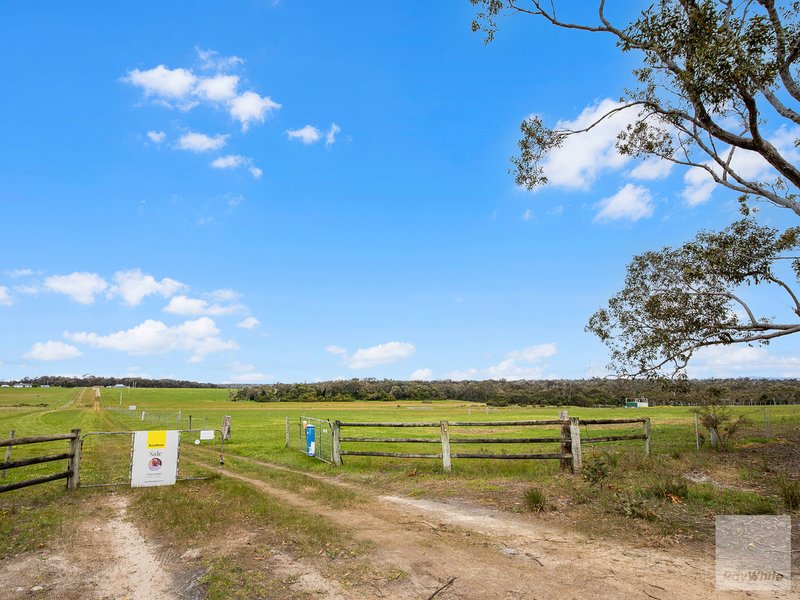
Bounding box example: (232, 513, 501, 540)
(4, 386, 798, 484)
(1, 386, 798, 596)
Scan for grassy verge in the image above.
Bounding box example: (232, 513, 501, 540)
(128, 474, 369, 598)
(0, 485, 88, 559)
(210, 453, 361, 508)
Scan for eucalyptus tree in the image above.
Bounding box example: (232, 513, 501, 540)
(471, 0, 800, 375)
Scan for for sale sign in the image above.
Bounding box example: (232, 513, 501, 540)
(131, 430, 179, 487)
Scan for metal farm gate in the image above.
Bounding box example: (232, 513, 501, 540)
(79, 429, 225, 487)
(296, 416, 334, 464)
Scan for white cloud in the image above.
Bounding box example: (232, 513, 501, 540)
(629, 157, 673, 180)
(681, 126, 800, 206)
(66, 317, 238, 362)
(237, 317, 261, 330)
(326, 123, 341, 147)
(344, 341, 415, 369)
(687, 346, 800, 378)
(229, 361, 256, 373)
(24, 341, 82, 361)
(14, 284, 41, 295)
(163, 295, 245, 316)
(125, 65, 197, 101)
(286, 125, 322, 145)
(210, 154, 244, 169)
(0, 286, 11, 306)
(177, 132, 228, 152)
(208, 289, 240, 302)
(195, 74, 239, 102)
(226, 195, 244, 211)
(522, 209, 533, 221)
(506, 344, 557, 362)
(682, 167, 717, 206)
(44, 272, 108, 304)
(108, 269, 185, 306)
(325, 345, 347, 355)
(8, 268, 38, 278)
(124, 53, 281, 132)
(147, 130, 166, 143)
(594, 183, 654, 222)
(410, 368, 433, 380)
(227, 372, 274, 383)
(541, 99, 633, 189)
(229, 91, 281, 131)
(196, 48, 243, 71)
(447, 343, 556, 381)
(210, 154, 262, 178)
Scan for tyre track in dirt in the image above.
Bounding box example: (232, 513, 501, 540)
(0, 493, 178, 600)
(88, 494, 175, 600)
(203, 457, 785, 600)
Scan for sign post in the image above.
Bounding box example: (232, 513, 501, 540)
(131, 430, 179, 487)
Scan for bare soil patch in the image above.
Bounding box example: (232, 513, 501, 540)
(213, 458, 792, 599)
(0, 492, 181, 600)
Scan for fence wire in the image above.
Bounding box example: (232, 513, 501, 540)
(80, 429, 224, 487)
(295, 416, 333, 464)
(104, 406, 215, 431)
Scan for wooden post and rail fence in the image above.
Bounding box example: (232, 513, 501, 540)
(289, 413, 651, 474)
(0, 429, 81, 493)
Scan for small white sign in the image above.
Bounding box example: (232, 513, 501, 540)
(131, 430, 179, 488)
(199, 430, 215, 440)
(128, 405, 136, 410)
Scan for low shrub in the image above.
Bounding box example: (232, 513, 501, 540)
(524, 487, 548, 512)
(582, 455, 610, 491)
(778, 476, 800, 511)
(647, 479, 689, 502)
(616, 491, 658, 521)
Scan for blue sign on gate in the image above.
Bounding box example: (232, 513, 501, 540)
(305, 424, 316, 456)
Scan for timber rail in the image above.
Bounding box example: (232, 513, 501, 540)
(298, 414, 652, 474)
(0, 429, 81, 493)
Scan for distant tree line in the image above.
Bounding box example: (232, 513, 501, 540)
(230, 378, 800, 406)
(1, 375, 225, 389)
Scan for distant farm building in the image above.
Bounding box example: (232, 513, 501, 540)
(625, 398, 649, 408)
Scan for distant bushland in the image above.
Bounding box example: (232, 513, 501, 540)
(0, 375, 225, 389)
(229, 377, 800, 407)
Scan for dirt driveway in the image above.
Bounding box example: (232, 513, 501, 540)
(1, 457, 794, 599)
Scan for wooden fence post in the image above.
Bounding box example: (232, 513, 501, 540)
(440, 421, 452, 473)
(67, 429, 81, 491)
(643, 418, 652, 458)
(332, 420, 342, 466)
(694, 413, 700, 451)
(285, 416, 290, 449)
(222, 415, 231, 440)
(569, 418, 582, 474)
(188, 415, 192, 430)
(1, 430, 13, 479)
(559, 411, 570, 472)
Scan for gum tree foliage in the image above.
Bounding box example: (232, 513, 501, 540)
(471, 0, 800, 213)
(586, 219, 800, 376)
(471, 0, 800, 376)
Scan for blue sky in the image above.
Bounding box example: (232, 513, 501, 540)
(2, 1, 799, 383)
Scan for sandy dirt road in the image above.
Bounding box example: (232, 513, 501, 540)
(208, 457, 795, 600)
(1, 456, 795, 599)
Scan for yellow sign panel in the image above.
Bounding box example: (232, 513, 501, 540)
(147, 430, 167, 449)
